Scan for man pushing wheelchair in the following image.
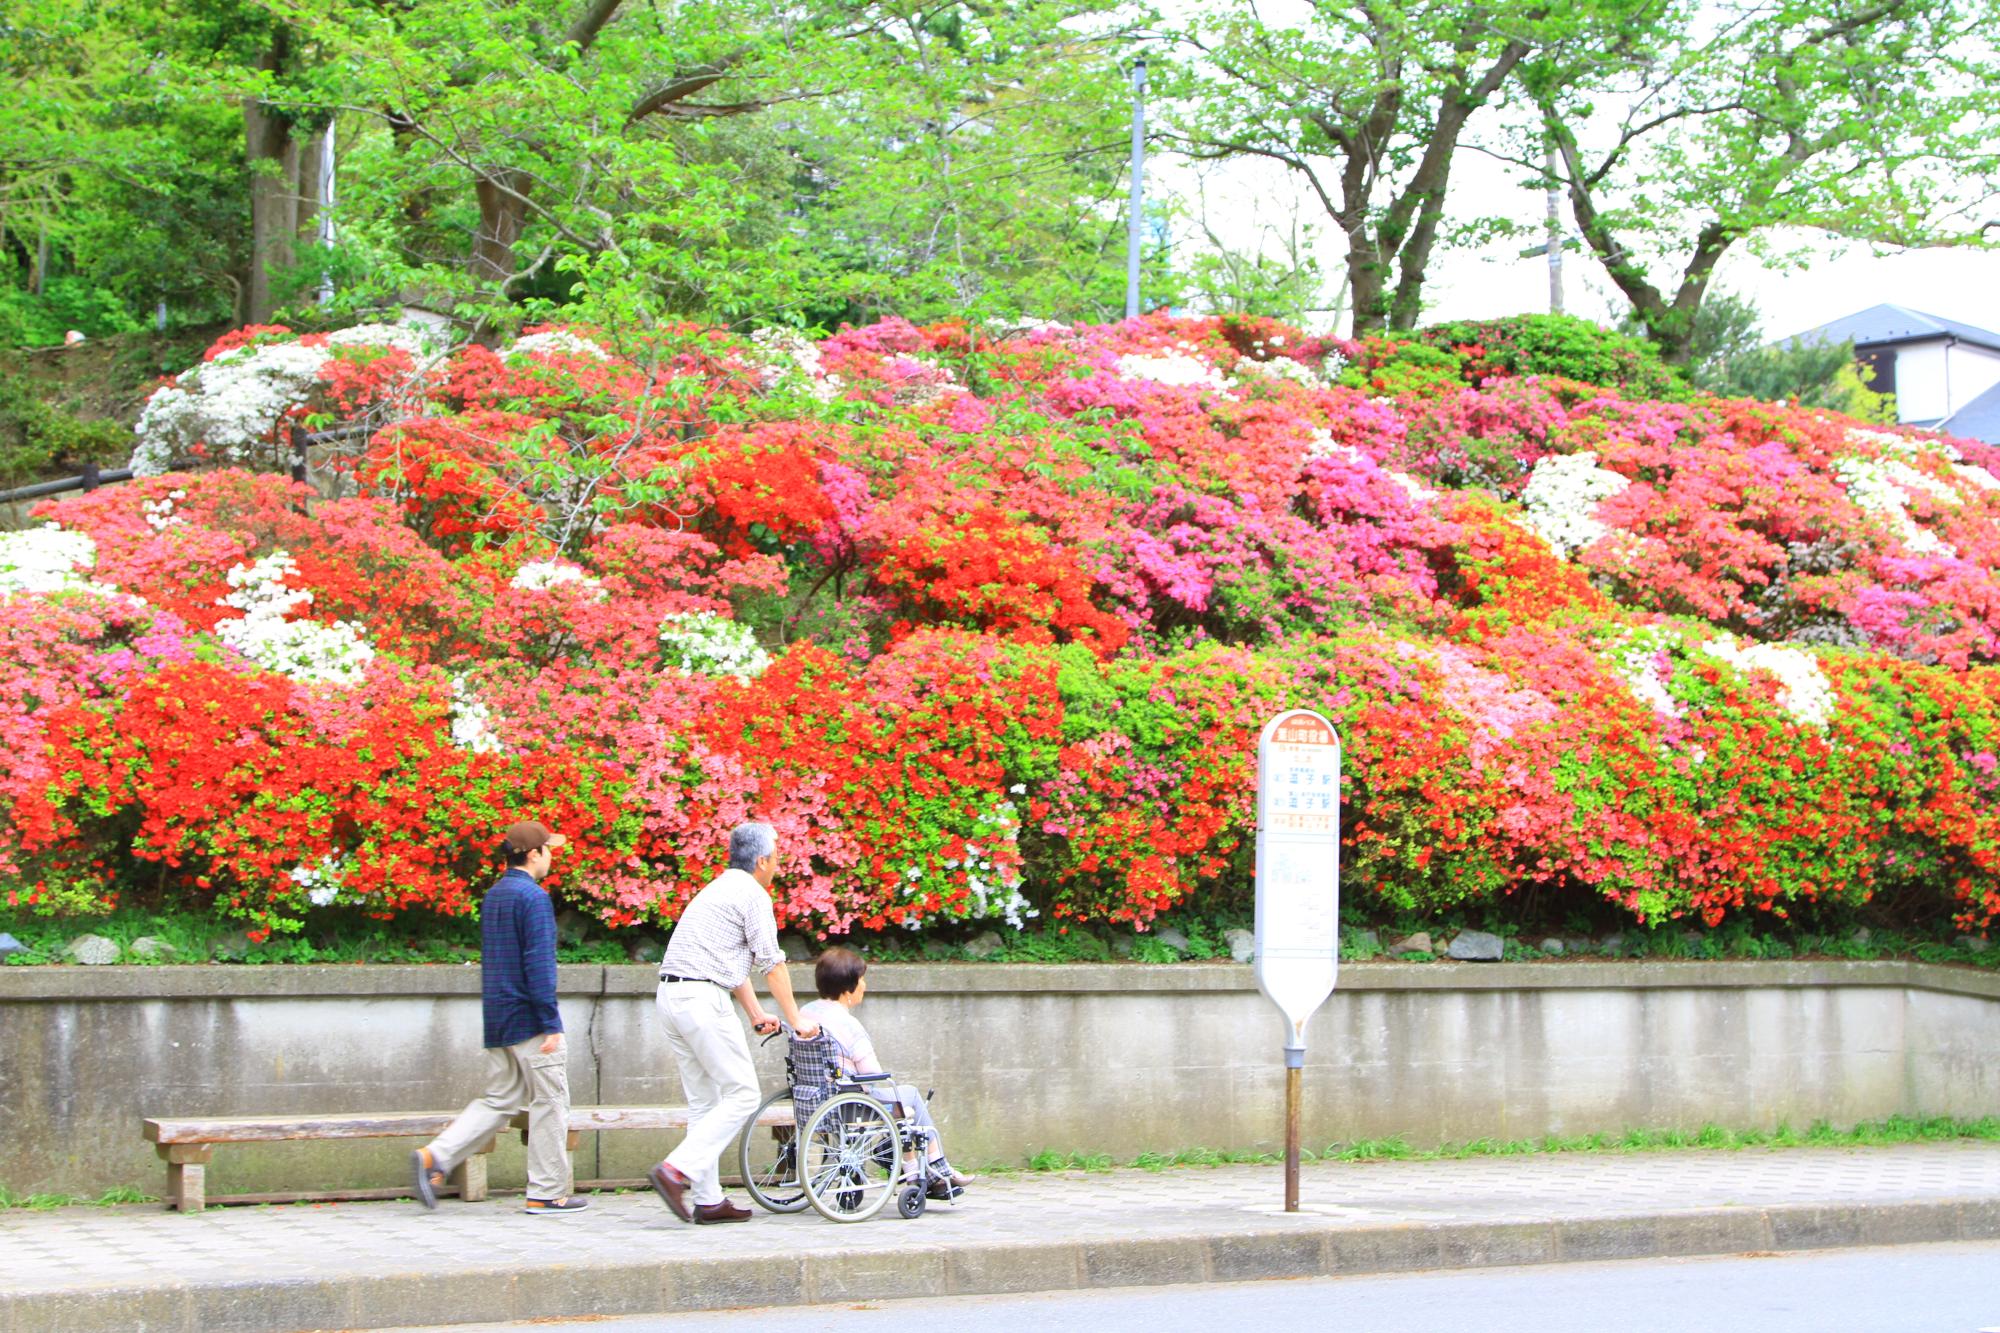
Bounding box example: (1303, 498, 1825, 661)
(648, 822, 967, 1225)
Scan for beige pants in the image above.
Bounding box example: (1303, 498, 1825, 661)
(427, 1034, 573, 1202)
(658, 980, 760, 1207)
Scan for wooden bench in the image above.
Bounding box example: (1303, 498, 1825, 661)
(142, 1102, 796, 1212)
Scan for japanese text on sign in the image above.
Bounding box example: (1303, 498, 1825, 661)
(1254, 708, 1342, 1050)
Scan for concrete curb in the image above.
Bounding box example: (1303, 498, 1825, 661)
(8, 1197, 1998, 1332)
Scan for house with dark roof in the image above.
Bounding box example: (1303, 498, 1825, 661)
(1788, 304, 2000, 444)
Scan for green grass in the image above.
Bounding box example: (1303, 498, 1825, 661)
(1006, 1115, 2000, 1175)
(1131, 1146, 1280, 1170)
(0, 1184, 157, 1209)
(1022, 1150, 1116, 1173)
(13, 1118, 1996, 1210)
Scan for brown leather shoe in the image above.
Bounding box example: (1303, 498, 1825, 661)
(648, 1162, 693, 1222)
(693, 1199, 753, 1224)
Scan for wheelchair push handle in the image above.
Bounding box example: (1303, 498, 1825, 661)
(759, 1017, 824, 1046)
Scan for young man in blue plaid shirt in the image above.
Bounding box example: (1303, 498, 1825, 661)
(410, 821, 586, 1215)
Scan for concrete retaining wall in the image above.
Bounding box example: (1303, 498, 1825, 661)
(3, 960, 1997, 1198)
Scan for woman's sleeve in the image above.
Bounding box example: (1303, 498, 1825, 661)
(851, 1022, 885, 1076)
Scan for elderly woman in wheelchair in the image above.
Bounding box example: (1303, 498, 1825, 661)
(736, 948, 969, 1222)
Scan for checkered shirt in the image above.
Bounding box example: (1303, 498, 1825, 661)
(658, 867, 783, 989)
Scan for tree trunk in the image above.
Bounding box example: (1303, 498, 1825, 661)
(1386, 184, 1449, 331)
(243, 31, 297, 325)
(472, 171, 531, 289)
(1346, 242, 1390, 337)
(1382, 42, 1529, 331)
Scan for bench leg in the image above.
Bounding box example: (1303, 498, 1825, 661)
(157, 1145, 213, 1213)
(453, 1138, 495, 1203)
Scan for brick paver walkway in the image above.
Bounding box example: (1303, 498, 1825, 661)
(5, 1142, 1999, 1330)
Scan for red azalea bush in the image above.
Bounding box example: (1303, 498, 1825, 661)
(6, 310, 2000, 940)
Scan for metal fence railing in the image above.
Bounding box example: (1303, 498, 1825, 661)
(0, 423, 376, 508)
(0, 465, 137, 506)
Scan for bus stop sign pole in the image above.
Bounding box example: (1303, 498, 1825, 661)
(1253, 708, 1341, 1212)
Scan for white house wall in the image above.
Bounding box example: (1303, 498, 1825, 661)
(1944, 344, 2000, 426)
(1897, 343, 1950, 422)
(1897, 341, 2000, 425)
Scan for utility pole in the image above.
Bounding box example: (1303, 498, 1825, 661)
(317, 124, 336, 307)
(1125, 54, 1148, 320)
(1544, 139, 1563, 315)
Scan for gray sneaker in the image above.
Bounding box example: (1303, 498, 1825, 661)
(411, 1150, 441, 1211)
(524, 1196, 590, 1215)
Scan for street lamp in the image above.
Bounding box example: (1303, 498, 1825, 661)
(1125, 54, 1148, 321)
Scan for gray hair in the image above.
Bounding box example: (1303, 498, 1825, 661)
(727, 821, 777, 871)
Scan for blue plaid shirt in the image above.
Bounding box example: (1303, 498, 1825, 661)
(480, 869, 562, 1049)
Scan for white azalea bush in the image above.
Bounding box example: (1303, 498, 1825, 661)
(1607, 625, 1683, 719)
(1703, 634, 1837, 728)
(448, 676, 504, 754)
(215, 551, 377, 685)
(1116, 345, 1235, 392)
(132, 343, 332, 476)
(510, 560, 605, 598)
(507, 329, 609, 361)
(751, 327, 844, 403)
(130, 322, 441, 477)
(1520, 451, 1630, 557)
(1833, 455, 1958, 557)
(287, 855, 349, 908)
(0, 526, 115, 597)
(895, 798, 1036, 932)
(658, 610, 770, 680)
(324, 323, 438, 354)
(141, 490, 188, 532)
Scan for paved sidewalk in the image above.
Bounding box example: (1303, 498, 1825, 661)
(5, 1143, 2000, 1332)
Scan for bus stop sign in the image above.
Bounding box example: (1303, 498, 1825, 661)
(1254, 708, 1342, 1054)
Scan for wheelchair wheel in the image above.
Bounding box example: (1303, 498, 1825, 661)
(897, 1184, 927, 1219)
(738, 1087, 810, 1214)
(800, 1092, 901, 1223)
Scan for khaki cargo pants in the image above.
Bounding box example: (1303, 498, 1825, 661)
(426, 1034, 573, 1202)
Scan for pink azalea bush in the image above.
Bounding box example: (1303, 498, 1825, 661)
(3, 310, 1999, 938)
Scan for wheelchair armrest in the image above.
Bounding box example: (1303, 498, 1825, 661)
(841, 1072, 893, 1084)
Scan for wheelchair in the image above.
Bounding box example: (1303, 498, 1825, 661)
(737, 1026, 960, 1223)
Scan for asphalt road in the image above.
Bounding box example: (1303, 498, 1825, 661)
(394, 1240, 2000, 1333)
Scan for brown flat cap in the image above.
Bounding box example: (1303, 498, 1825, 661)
(502, 821, 568, 853)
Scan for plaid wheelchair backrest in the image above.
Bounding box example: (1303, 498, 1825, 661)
(787, 1030, 841, 1123)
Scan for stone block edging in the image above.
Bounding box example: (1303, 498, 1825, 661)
(3, 956, 1998, 1002)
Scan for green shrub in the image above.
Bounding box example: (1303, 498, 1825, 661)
(0, 372, 131, 487)
(0, 278, 142, 350)
(1415, 313, 1684, 397)
(1336, 338, 1465, 396)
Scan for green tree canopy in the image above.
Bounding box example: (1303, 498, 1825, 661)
(1516, 0, 2000, 364)
(1166, 0, 1646, 335)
